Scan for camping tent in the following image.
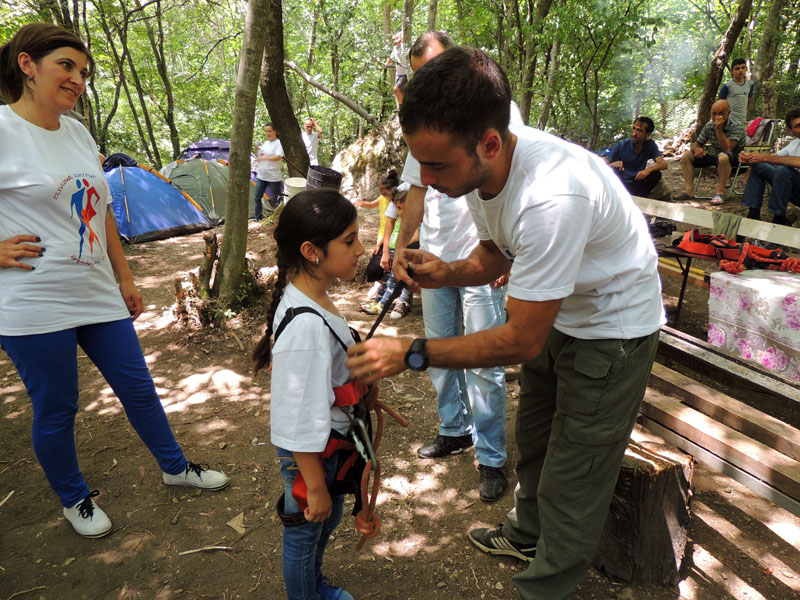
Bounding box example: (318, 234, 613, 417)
(106, 165, 212, 243)
(167, 157, 256, 224)
(169, 158, 229, 224)
(182, 138, 231, 161)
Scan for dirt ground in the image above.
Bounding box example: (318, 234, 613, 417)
(2, 160, 800, 600)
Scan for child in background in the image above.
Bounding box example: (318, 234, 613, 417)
(354, 168, 401, 302)
(360, 188, 418, 319)
(252, 189, 365, 600)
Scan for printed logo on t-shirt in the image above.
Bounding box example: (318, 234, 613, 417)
(58, 175, 105, 265)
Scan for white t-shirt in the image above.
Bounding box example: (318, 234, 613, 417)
(778, 138, 800, 172)
(0, 106, 130, 336)
(401, 158, 478, 261)
(270, 283, 355, 453)
(301, 131, 320, 166)
(466, 128, 665, 339)
(256, 139, 283, 181)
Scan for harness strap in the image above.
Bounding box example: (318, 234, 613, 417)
(676, 230, 741, 260)
(274, 306, 349, 351)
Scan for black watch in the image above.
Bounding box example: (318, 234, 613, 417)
(404, 338, 429, 371)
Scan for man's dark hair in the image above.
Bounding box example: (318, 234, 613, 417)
(731, 58, 746, 69)
(634, 117, 655, 134)
(400, 46, 511, 153)
(409, 30, 453, 62)
(786, 108, 800, 128)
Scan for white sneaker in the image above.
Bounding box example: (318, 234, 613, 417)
(163, 462, 230, 490)
(63, 491, 112, 538)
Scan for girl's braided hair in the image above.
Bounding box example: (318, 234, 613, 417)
(252, 188, 357, 376)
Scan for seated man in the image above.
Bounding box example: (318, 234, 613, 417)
(740, 107, 800, 226)
(679, 99, 745, 206)
(604, 117, 668, 198)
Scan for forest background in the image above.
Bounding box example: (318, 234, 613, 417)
(2, 0, 798, 306)
(2, 0, 798, 167)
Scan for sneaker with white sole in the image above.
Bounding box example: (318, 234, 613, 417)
(389, 299, 409, 320)
(63, 490, 112, 538)
(710, 194, 724, 206)
(468, 527, 536, 562)
(163, 462, 229, 490)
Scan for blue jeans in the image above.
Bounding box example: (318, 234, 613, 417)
(741, 162, 800, 216)
(253, 178, 283, 219)
(376, 249, 411, 306)
(276, 447, 345, 600)
(0, 319, 187, 507)
(420, 285, 507, 467)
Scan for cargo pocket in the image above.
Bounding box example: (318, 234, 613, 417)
(561, 340, 630, 446)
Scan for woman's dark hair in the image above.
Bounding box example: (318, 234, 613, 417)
(0, 22, 94, 103)
(379, 167, 400, 192)
(252, 188, 357, 376)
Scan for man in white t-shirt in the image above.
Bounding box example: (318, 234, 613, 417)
(346, 47, 664, 600)
(740, 108, 800, 225)
(301, 118, 323, 166)
(396, 31, 509, 504)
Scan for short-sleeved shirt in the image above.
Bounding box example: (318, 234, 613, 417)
(777, 138, 800, 173)
(0, 105, 130, 335)
(718, 79, 754, 124)
(301, 131, 320, 166)
(607, 138, 662, 183)
(270, 283, 354, 452)
(256, 139, 283, 181)
(696, 117, 745, 156)
(465, 127, 665, 340)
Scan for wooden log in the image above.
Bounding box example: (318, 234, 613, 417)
(641, 388, 800, 501)
(593, 428, 693, 586)
(198, 231, 218, 298)
(650, 362, 800, 462)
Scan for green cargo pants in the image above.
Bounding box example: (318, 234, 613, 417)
(504, 328, 659, 600)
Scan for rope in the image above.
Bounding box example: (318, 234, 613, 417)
(353, 398, 406, 551)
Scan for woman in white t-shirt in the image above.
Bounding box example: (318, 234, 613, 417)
(0, 23, 229, 540)
(253, 122, 284, 219)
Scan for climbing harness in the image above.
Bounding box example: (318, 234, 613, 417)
(273, 276, 411, 550)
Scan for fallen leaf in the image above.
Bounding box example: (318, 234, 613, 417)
(227, 512, 246, 535)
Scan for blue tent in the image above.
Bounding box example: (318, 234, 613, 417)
(106, 165, 212, 243)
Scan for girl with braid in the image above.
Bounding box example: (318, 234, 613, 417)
(252, 188, 365, 600)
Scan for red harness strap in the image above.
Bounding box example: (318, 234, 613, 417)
(289, 380, 371, 512)
(676, 230, 741, 260)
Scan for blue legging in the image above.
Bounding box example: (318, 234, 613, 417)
(0, 319, 187, 507)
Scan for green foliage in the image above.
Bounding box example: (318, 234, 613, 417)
(4, 0, 796, 155)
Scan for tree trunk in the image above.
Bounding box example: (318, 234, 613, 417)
(693, 0, 753, 136)
(135, 0, 181, 160)
(752, 0, 787, 117)
(92, 0, 156, 165)
(537, 37, 560, 130)
(259, 0, 308, 179)
(427, 0, 438, 30)
(518, 0, 554, 125)
(213, 0, 270, 305)
(402, 0, 414, 44)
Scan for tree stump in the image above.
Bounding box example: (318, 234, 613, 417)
(198, 231, 218, 298)
(592, 427, 693, 586)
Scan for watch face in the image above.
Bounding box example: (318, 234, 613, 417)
(407, 352, 426, 370)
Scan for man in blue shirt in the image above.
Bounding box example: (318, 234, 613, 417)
(604, 117, 668, 198)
